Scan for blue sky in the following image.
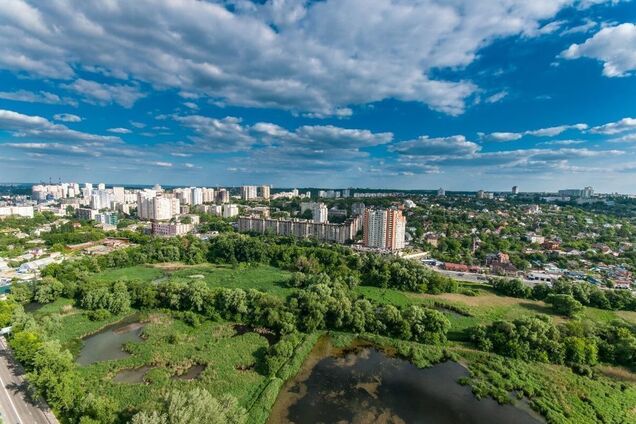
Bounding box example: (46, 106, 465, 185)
(0, 0, 635, 192)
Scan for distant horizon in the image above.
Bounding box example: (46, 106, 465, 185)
(0, 180, 630, 196)
(1, 1, 636, 192)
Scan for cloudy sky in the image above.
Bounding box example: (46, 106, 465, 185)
(0, 0, 635, 192)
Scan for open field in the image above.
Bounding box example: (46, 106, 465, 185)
(93, 263, 293, 298)
(356, 282, 636, 340)
(169, 263, 293, 298)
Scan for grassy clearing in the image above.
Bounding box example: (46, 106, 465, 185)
(356, 283, 636, 341)
(169, 263, 293, 298)
(92, 265, 165, 284)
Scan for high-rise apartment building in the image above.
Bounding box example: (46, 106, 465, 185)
(202, 188, 216, 203)
(191, 187, 203, 205)
(363, 208, 406, 251)
(241, 185, 258, 200)
(312, 202, 328, 223)
(260, 185, 271, 200)
(216, 189, 230, 203)
(112, 186, 125, 203)
(137, 191, 180, 221)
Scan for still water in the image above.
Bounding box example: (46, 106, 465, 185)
(77, 318, 144, 365)
(270, 340, 543, 424)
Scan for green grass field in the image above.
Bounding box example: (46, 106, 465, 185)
(356, 282, 636, 341)
(168, 263, 293, 298)
(91, 265, 164, 284)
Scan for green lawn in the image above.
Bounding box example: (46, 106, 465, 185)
(169, 263, 294, 298)
(91, 265, 165, 284)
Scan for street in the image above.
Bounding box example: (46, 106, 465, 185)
(0, 337, 58, 424)
(427, 266, 539, 287)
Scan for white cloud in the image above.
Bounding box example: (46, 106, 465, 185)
(589, 117, 636, 134)
(482, 132, 523, 142)
(609, 133, 636, 143)
(107, 127, 132, 134)
(390, 135, 479, 156)
(561, 23, 636, 77)
(53, 113, 81, 122)
(0, 0, 603, 115)
(154, 161, 173, 167)
(561, 19, 597, 35)
(482, 123, 588, 141)
(62, 79, 145, 108)
(485, 91, 508, 104)
(0, 108, 118, 143)
(538, 139, 585, 146)
(0, 90, 76, 106)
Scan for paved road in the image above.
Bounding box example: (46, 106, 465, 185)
(427, 266, 540, 286)
(0, 337, 57, 424)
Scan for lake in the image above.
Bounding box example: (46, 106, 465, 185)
(269, 338, 544, 424)
(77, 317, 144, 365)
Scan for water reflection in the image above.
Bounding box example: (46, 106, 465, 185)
(77, 318, 144, 365)
(270, 340, 543, 424)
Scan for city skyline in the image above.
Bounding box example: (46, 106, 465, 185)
(0, 1, 636, 192)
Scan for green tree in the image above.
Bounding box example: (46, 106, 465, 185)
(547, 294, 583, 317)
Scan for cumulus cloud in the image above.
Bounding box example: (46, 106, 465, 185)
(561, 23, 636, 77)
(390, 135, 480, 156)
(0, 109, 119, 143)
(107, 127, 132, 134)
(53, 113, 82, 122)
(0, 0, 603, 115)
(62, 79, 145, 108)
(589, 117, 636, 134)
(481, 123, 588, 141)
(0, 89, 76, 106)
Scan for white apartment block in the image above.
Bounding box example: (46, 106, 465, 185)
(0, 206, 34, 218)
(137, 191, 180, 221)
(363, 208, 406, 251)
(222, 204, 239, 218)
(312, 203, 328, 223)
(238, 216, 360, 244)
(241, 185, 258, 200)
(151, 222, 193, 237)
(260, 185, 271, 200)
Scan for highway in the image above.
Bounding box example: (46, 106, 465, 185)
(0, 337, 58, 424)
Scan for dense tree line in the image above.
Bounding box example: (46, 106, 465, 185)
(208, 234, 457, 294)
(470, 315, 636, 370)
(489, 278, 636, 313)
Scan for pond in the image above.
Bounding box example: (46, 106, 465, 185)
(269, 339, 544, 424)
(172, 364, 206, 381)
(76, 317, 144, 366)
(113, 365, 153, 384)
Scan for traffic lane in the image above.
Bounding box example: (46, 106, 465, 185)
(0, 337, 55, 424)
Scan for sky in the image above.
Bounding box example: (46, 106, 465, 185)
(0, 0, 635, 192)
